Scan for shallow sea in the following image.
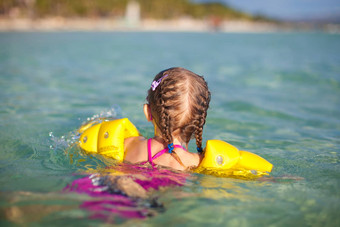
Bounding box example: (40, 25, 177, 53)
(0, 31, 339, 226)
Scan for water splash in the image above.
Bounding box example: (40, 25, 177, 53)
(46, 129, 83, 172)
(85, 105, 122, 123)
(47, 106, 122, 172)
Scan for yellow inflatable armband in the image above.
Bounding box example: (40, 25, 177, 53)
(199, 140, 273, 172)
(78, 118, 140, 161)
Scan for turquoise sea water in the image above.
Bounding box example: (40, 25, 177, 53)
(0, 32, 339, 226)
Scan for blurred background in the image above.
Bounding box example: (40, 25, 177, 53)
(0, 0, 339, 32)
(1, 0, 340, 226)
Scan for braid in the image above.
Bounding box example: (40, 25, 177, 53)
(158, 77, 177, 145)
(195, 108, 207, 152)
(159, 95, 172, 144)
(158, 79, 187, 167)
(194, 88, 211, 152)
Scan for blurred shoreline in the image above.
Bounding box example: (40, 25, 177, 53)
(0, 17, 339, 33)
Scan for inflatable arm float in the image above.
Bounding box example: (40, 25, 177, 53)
(78, 118, 140, 161)
(78, 118, 273, 172)
(199, 140, 272, 172)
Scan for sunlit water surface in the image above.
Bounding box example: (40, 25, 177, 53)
(0, 32, 339, 226)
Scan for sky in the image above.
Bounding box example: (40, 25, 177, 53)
(194, 0, 340, 21)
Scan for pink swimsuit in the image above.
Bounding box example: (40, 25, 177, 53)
(143, 138, 186, 166)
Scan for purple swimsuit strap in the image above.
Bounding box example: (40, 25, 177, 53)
(146, 138, 186, 165)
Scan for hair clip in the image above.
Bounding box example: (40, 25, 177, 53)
(167, 143, 174, 153)
(197, 147, 203, 153)
(151, 74, 169, 91)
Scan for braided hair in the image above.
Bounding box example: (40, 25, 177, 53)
(146, 67, 211, 155)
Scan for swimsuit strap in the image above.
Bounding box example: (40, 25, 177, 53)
(147, 138, 153, 163)
(140, 138, 154, 166)
(146, 138, 187, 165)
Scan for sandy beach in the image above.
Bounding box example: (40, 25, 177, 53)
(1, 17, 338, 33)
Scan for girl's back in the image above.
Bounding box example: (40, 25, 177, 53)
(124, 136, 200, 170)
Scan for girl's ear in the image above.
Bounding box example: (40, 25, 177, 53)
(143, 104, 153, 122)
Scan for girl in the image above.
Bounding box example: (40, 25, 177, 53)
(124, 67, 211, 170)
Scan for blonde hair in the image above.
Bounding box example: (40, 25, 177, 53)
(146, 67, 211, 152)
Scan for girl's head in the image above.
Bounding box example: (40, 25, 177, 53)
(146, 67, 211, 151)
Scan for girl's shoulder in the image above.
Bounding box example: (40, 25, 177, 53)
(124, 136, 148, 163)
(124, 136, 146, 148)
(174, 148, 201, 169)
